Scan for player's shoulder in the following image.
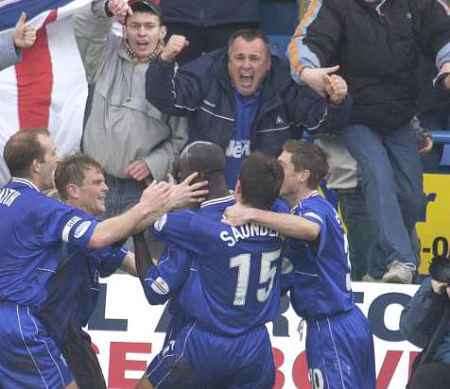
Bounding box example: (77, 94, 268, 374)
(271, 198, 290, 213)
(199, 194, 235, 217)
(298, 192, 336, 222)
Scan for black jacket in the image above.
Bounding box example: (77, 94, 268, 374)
(145, 49, 351, 157)
(289, 0, 450, 130)
(160, 0, 259, 27)
(400, 278, 450, 367)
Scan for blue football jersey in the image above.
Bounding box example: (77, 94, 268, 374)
(0, 178, 98, 307)
(37, 241, 127, 346)
(282, 192, 353, 319)
(152, 195, 284, 336)
(143, 242, 192, 306)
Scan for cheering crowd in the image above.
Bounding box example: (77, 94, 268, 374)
(1, 0, 450, 388)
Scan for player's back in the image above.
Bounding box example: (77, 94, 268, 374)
(283, 193, 353, 319)
(155, 195, 284, 336)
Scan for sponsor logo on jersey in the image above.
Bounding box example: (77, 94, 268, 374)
(225, 140, 251, 159)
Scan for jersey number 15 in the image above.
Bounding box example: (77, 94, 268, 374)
(229, 249, 281, 306)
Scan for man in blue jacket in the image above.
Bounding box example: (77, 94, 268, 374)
(146, 28, 351, 190)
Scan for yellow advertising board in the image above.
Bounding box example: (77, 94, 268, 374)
(416, 173, 450, 274)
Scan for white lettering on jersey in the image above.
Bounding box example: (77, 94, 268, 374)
(62, 216, 82, 242)
(225, 140, 251, 159)
(0, 188, 20, 207)
(220, 223, 279, 247)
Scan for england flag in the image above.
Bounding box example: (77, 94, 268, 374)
(0, 0, 91, 185)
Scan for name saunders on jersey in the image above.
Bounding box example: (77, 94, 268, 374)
(220, 223, 279, 247)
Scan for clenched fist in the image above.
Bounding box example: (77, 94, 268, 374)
(160, 34, 189, 62)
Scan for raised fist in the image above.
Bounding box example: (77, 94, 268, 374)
(160, 35, 189, 62)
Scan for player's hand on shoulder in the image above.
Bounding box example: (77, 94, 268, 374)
(160, 35, 189, 62)
(167, 172, 208, 210)
(223, 203, 253, 227)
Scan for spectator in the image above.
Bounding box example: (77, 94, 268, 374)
(160, 0, 260, 63)
(416, 55, 450, 172)
(0, 13, 37, 187)
(0, 12, 36, 71)
(73, 0, 188, 222)
(288, 0, 450, 283)
(0, 129, 172, 388)
(146, 28, 351, 190)
(400, 257, 450, 388)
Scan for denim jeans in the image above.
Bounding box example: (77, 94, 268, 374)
(338, 188, 384, 280)
(102, 174, 165, 258)
(342, 124, 426, 274)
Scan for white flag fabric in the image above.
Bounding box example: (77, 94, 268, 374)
(0, 0, 91, 185)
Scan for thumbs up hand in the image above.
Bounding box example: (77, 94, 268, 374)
(13, 13, 37, 49)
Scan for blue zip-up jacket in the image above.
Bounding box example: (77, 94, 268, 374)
(146, 48, 352, 157)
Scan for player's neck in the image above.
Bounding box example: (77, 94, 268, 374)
(296, 187, 317, 203)
(207, 186, 230, 200)
(206, 177, 229, 200)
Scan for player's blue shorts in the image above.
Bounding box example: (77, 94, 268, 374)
(305, 306, 376, 389)
(0, 302, 73, 389)
(146, 316, 275, 389)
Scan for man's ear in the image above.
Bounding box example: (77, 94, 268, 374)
(31, 159, 40, 175)
(234, 179, 243, 202)
(299, 169, 311, 185)
(66, 183, 81, 200)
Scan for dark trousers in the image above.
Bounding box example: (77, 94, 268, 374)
(62, 325, 106, 389)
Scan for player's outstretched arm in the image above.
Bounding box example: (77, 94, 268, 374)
(88, 182, 171, 248)
(224, 203, 320, 241)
